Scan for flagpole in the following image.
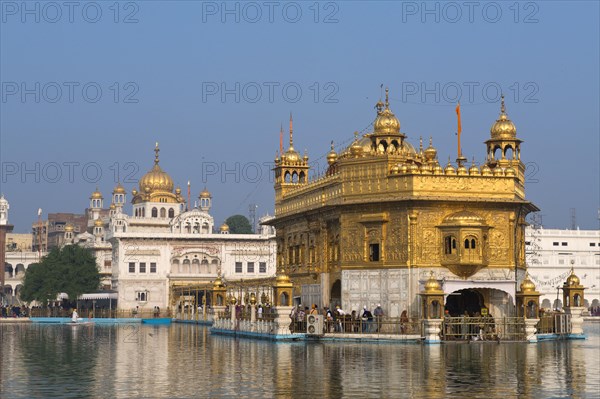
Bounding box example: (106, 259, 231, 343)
(455, 102, 466, 166)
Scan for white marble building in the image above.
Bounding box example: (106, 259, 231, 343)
(102, 144, 277, 311)
(525, 226, 600, 310)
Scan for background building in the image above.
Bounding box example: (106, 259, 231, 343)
(105, 144, 277, 311)
(525, 226, 600, 310)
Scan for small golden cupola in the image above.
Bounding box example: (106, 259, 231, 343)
(90, 188, 103, 200)
(486, 95, 523, 169)
(89, 188, 103, 209)
(516, 273, 541, 319)
(369, 88, 407, 155)
(274, 114, 310, 191)
(373, 88, 401, 136)
(327, 141, 338, 165)
(424, 137, 437, 163)
(199, 188, 212, 212)
(563, 268, 585, 308)
(490, 95, 517, 138)
(220, 222, 229, 234)
(520, 273, 537, 292)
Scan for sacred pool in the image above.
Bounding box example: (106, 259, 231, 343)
(0, 323, 598, 398)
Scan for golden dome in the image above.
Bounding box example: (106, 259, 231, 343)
(220, 223, 229, 232)
(520, 274, 537, 293)
(565, 269, 580, 286)
(213, 275, 224, 288)
(424, 137, 437, 161)
(138, 143, 174, 194)
(457, 164, 468, 176)
(109, 203, 116, 210)
(442, 210, 486, 226)
(65, 224, 74, 232)
(94, 219, 103, 227)
(481, 164, 492, 176)
(350, 132, 364, 157)
(327, 141, 337, 165)
(432, 163, 443, 175)
(469, 160, 480, 175)
(373, 88, 401, 135)
(399, 164, 408, 174)
(284, 147, 301, 162)
(391, 165, 400, 174)
(505, 166, 516, 176)
(490, 95, 517, 138)
(408, 162, 420, 174)
(493, 167, 504, 176)
(112, 183, 126, 195)
(423, 272, 443, 293)
(90, 188, 103, 199)
(444, 160, 456, 175)
(420, 163, 431, 174)
(199, 188, 212, 199)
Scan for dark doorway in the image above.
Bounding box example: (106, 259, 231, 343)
(445, 289, 484, 316)
(331, 279, 341, 307)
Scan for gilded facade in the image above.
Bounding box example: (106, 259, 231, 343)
(268, 90, 538, 318)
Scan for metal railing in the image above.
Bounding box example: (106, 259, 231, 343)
(536, 314, 572, 335)
(441, 317, 526, 341)
(289, 316, 422, 336)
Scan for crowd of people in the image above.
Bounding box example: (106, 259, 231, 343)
(1, 305, 28, 317)
(289, 304, 386, 334)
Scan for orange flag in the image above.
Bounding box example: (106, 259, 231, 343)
(456, 102, 462, 158)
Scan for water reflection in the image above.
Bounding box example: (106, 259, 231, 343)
(0, 323, 598, 398)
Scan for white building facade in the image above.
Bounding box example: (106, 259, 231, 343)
(525, 226, 600, 310)
(103, 144, 277, 311)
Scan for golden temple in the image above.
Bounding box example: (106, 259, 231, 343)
(267, 89, 539, 318)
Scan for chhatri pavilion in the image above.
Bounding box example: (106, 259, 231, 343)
(267, 89, 538, 319)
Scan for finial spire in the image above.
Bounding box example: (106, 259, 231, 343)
(289, 113, 294, 148)
(419, 136, 423, 153)
(331, 140, 335, 150)
(429, 136, 433, 146)
(500, 94, 506, 114)
(154, 142, 160, 165)
(279, 123, 284, 154)
(385, 87, 390, 109)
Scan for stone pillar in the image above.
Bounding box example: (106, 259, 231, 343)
(212, 305, 226, 320)
(423, 319, 442, 344)
(565, 307, 585, 335)
(524, 318, 539, 343)
(272, 306, 294, 336)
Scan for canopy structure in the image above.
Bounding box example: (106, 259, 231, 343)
(56, 292, 118, 300)
(79, 292, 118, 300)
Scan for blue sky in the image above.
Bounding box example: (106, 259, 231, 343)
(1, 1, 599, 232)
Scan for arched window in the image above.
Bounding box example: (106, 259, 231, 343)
(471, 239, 476, 249)
(160, 208, 166, 218)
(152, 208, 158, 218)
(168, 208, 175, 218)
(445, 236, 457, 255)
(142, 208, 145, 217)
(464, 239, 470, 249)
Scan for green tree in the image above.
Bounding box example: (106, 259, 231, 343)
(225, 214, 253, 234)
(20, 246, 100, 305)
